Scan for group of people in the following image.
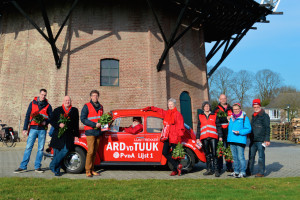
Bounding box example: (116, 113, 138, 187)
(14, 89, 104, 177)
(196, 94, 270, 178)
(13, 88, 270, 178)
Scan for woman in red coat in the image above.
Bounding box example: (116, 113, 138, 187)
(143, 98, 185, 176)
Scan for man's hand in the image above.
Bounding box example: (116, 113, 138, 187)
(196, 139, 201, 144)
(265, 141, 270, 147)
(22, 130, 28, 137)
(41, 121, 46, 126)
(219, 137, 223, 141)
(96, 123, 101, 128)
(59, 123, 65, 128)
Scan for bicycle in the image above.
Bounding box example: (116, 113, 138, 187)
(0, 120, 15, 147)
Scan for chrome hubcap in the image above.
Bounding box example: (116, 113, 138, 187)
(64, 152, 81, 171)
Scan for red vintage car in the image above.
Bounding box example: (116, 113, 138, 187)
(45, 109, 206, 173)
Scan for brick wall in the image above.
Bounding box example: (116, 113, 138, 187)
(0, 1, 208, 137)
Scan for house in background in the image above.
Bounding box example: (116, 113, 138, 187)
(265, 92, 300, 123)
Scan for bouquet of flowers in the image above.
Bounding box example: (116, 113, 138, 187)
(95, 113, 113, 129)
(172, 142, 186, 160)
(57, 113, 71, 138)
(217, 110, 227, 118)
(217, 140, 233, 162)
(223, 146, 233, 163)
(31, 111, 45, 125)
(217, 140, 225, 158)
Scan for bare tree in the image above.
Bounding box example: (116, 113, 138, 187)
(255, 69, 282, 106)
(230, 70, 254, 107)
(208, 66, 234, 103)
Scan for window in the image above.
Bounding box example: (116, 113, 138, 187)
(147, 117, 163, 133)
(272, 109, 279, 119)
(100, 59, 119, 86)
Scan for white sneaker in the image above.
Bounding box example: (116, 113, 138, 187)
(229, 172, 239, 177)
(237, 173, 246, 178)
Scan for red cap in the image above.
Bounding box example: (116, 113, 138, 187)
(252, 99, 261, 107)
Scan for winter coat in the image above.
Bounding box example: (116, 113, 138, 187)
(227, 112, 251, 145)
(80, 100, 103, 136)
(151, 106, 185, 144)
(50, 106, 80, 150)
(250, 109, 270, 142)
(123, 124, 143, 134)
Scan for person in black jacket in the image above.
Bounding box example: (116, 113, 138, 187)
(246, 99, 270, 177)
(214, 94, 234, 173)
(49, 96, 79, 176)
(196, 102, 222, 177)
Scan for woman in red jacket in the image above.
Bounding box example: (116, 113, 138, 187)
(143, 98, 185, 176)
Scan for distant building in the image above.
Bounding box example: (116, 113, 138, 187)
(265, 92, 300, 123)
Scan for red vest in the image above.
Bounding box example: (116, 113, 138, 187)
(216, 105, 232, 129)
(30, 98, 50, 126)
(84, 102, 103, 131)
(199, 114, 218, 140)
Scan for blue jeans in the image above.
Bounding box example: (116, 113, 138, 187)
(20, 129, 46, 169)
(248, 142, 265, 175)
(230, 144, 246, 175)
(49, 145, 68, 174)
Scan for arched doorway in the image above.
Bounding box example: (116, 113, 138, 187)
(180, 92, 193, 129)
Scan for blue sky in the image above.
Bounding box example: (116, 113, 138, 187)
(206, 0, 300, 90)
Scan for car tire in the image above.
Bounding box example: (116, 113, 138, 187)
(168, 148, 196, 173)
(62, 147, 86, 174)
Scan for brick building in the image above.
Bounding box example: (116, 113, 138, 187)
(0, 0, 272, 133)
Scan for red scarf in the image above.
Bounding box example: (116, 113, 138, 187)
(62, 104, 72, 115)
(253, 109, 262, 117)
(163, 107, 177, 125)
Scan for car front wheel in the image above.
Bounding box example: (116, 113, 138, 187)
(63, 147, 86, 174)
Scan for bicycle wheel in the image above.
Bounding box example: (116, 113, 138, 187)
(3, 133, 14, 147)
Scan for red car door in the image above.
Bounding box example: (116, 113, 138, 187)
(102, 116, 145, 162)
(143, 116, 164, 162)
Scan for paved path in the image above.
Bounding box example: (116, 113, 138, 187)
(1, 140, 299, 180)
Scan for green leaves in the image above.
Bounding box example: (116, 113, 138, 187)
(172, 142, 186, 160)
(99, 113, 113, 125)
(217, 110, 227, 118)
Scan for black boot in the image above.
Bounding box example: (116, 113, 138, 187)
(214, 157, 221, 177)
(203, 155, 214, 175)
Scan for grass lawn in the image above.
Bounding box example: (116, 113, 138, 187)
(0, 177, 299, 200)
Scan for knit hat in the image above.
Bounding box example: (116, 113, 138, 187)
(252, 99, 261, 107)
(232, 103, 241, 109)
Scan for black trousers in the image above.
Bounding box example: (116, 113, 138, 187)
(162, 140, 179, 172)
(202, 137, 218, 158)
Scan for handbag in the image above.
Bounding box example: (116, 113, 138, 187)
(160, 125, 169, 142)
